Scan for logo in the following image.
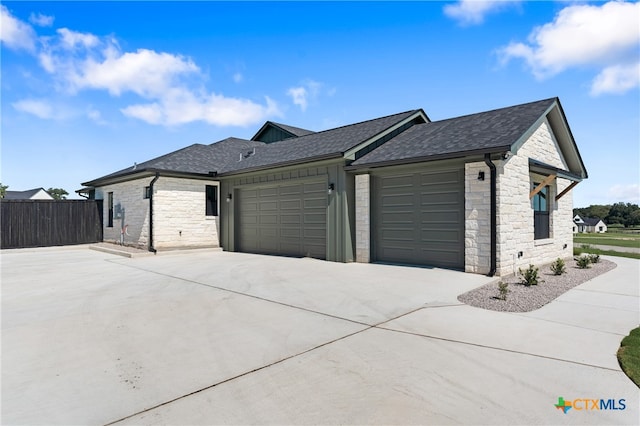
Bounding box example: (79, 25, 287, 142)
(554, 397, 626, 414)
(555, 397, 572, 413)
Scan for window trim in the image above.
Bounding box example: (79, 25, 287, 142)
(205, 185, 218, 217)
(532, 182, 550, 240)
(143, 186, 151, 199)
(107, 192, 114, 228)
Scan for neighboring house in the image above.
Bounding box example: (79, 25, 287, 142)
(573, 215, 607, 233)
(82, 97, 587, 276)
(3, 188, 54, 200)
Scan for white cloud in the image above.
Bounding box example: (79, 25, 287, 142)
(29, 12, 54, 27)
(444, 0, 518, 26)
(498, 1, 640, 95)
(287, 86, 308, 111)
(87, 107, 106, 125)
(12, 98, 77, 120)
(57, 28, 100, 50)
(287, 79, 329, 111)
(0, 5, 37, 52)
(12, 99, 53, 118)
(122, 89, 281, 127)
(608, 184, 640, 204)
(591, 62, 640, 96)
(14, 14, 281, 127)
(70, 48, 200, 97)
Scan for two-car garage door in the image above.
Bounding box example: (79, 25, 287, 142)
(373, 167, 464, 269)
(233, 167, 464, 269)
(236, 180, 327, 259)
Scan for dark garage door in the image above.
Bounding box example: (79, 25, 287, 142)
(373, 168, 464, 269)
(236, 180, 327, 259)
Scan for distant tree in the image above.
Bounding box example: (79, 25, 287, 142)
(0, 183, 7, 198)
(46, 187, 69, 200)
(573, 204, 610, 220)
(605, 202, 640, 227)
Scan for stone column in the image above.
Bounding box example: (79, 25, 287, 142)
(355, 173, 371, 263)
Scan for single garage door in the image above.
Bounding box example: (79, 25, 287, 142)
(236, 180, 327, 259)
(373, 168, 464, 269)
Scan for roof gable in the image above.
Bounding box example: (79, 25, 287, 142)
(251, 121, 315, 143)
(219, 109, 426, 175)
(349, 98, 587, 179)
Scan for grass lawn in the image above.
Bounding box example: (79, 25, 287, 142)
(573, 247, 640, 260)
(618, 327, 640, 388)
(574, 232, 640, 249)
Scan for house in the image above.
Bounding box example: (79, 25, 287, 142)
(3, 188, 54, 200)
(573, 214, 607, 233)
(82, 97, 587, 276)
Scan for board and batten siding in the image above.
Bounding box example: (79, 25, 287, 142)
(220, 159, 355, 262)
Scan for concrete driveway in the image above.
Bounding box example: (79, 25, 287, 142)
(2, 247, 638, 425)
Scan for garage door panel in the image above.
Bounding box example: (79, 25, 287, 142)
(381, 175, 414, 188)
(381, 211, 414, 223)
(259, 187, 278, 197)
(237, 180, 327, 259)
(420, 210, 461, 223)
(304, 198, 326, 209)
(374, 168, 463, 269)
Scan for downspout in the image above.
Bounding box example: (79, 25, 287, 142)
(484, 154, 497, 277)
(148, 172, 160, 253)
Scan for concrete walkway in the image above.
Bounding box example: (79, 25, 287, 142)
(2, 247, 638, 425)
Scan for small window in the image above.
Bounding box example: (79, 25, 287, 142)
(206, 185, 218, 216)
(144, 186, 151, 199)
(532, 183, 549, 239)
(107, 192, 114, 228)
(599, 226, 603, 232)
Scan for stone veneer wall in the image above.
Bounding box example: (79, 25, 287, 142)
(494, 119, 573, 276)
(152, 177, 219, 249)
(96, 176, 219, 250)
(95, 177, 151, 248)
(355, 174, 370, 262)
(464, 162, 491, 274)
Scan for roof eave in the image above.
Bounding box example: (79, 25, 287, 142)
(345, 147, 511, 171)
(218, 152, 344, 177)
(82, 168, 220, 187)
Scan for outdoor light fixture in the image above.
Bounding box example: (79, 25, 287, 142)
(328, 183, 335, 195)
(226, 193, 232, 203)
(477, 171, 485, 181)
(502, 151, 513, 160)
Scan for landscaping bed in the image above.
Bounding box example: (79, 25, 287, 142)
(458, 257, 617, 313)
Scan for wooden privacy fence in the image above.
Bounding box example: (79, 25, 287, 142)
(1, 200, 103, 249)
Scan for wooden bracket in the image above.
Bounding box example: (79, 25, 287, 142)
(529, 174, 556, 199)
(555, 181, 579, 201)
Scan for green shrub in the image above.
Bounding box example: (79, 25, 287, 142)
(519, 264, 542, 286)
(576, 255, 591, 269)
(589, 253, 600, 264)
(497, 281, 509, 301)
(550, 258, 566, 275)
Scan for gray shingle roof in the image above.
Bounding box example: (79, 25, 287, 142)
(3, 188, 51, 200)
(351, 98, 557, 167)
(83, 138, 265, 186)
(578, 217, 604, 226)
(219, 110, 421, 174)
(84, 111, 419, 185)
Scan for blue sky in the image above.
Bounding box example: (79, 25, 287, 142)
(2, 1, 638, 207)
